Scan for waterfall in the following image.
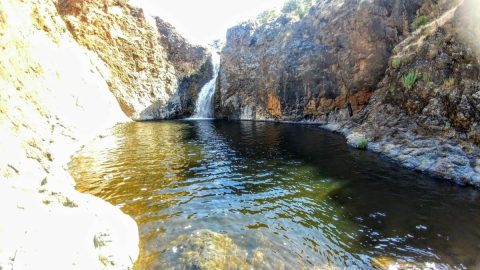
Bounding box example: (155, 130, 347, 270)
(191, 52, 220, 119)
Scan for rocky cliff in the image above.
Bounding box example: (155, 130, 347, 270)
(216, 0, 480, 185)
(0, 0, 210, 269)
(58, 0, 212, 120)
(0, 0, 138, 268)
(216, 0, 424, 120)
(155, 18, 214, 117)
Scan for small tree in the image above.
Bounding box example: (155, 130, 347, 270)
(281, 0, 314, 19)
(209, 39, 223, 51)
(282, 0, 301, 14)
(257, 9, 279, 24)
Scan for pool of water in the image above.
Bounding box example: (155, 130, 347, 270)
(69, 121, 480, 269)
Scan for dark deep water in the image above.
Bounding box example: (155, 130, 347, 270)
(69, 121, 480, 269)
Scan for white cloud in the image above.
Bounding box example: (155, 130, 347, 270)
(129, 0, 285, 46)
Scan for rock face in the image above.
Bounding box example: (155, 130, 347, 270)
(0, 0, 139, 268)
(1, 0, 211, 267)
(0, 0, 213, 268)
(216, 0, 480, 185)
(155, 18, 214, 118)
(58, 0, 212, 120)
(346, 0, 480, 185)
(216, 0, 424, 120)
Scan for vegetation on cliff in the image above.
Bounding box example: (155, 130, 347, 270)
(216, 0, 480, 185)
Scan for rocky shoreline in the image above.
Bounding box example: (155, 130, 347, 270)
(327, 122, 480, 187)
(219, 118, 480, 187)
(215, 0, 480, 186)
(1, 0, 479, 268)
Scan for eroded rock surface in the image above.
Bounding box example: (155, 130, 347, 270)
(216, 0, 424, 120)
(58, 0, 212, 120)
(216, 0, 480, 185)
(344, 0, 480, 185)
(0, 0, 138, 268)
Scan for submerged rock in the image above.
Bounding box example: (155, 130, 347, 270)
(165, 230, 250, 270)
(161, 230, 343, 270)
(371, 256, 440, 270)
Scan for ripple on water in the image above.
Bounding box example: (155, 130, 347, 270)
(70, 121, 480, 269)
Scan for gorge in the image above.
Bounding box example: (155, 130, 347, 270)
(1, 0, 480, 269)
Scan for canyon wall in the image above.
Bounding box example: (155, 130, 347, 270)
(0, 0, 138, 268)
(58, 0, 212, 120)
(216, 0, 424, 120)
(155, 18, 214, 118)
(0, 0, 210, 269)
(216, 0, 480, 185)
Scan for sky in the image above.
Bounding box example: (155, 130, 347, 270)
(129, 0, 286, 46)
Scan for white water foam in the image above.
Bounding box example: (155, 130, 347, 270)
(190, 51, 220, 120)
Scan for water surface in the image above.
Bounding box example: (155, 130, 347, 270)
(69, 121, 480, 269)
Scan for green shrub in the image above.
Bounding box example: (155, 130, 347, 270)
(98, 255, 113, 267)
(422, 72, 432, 83)
(62, 197, 78, 208)
(402, 70, 418, 89)
(411, 15, 428, 31)
(257, 9, 279, 24)
(281, 0, 314, 19)
(391, 58, 401, 69)
(358, 138, 368, 150)
(282, 0, 300, 14)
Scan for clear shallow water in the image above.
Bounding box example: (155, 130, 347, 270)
(69, 121, 480, 269)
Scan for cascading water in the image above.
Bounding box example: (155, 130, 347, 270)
(191, 51, 220, 119)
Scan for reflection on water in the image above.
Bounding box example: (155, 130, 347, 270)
(69, 121, 480, 269)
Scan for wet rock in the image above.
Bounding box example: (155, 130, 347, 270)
(165, 230, 250, 270)
(371, 256, 439, 270)
(347, 132, 368, 150)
